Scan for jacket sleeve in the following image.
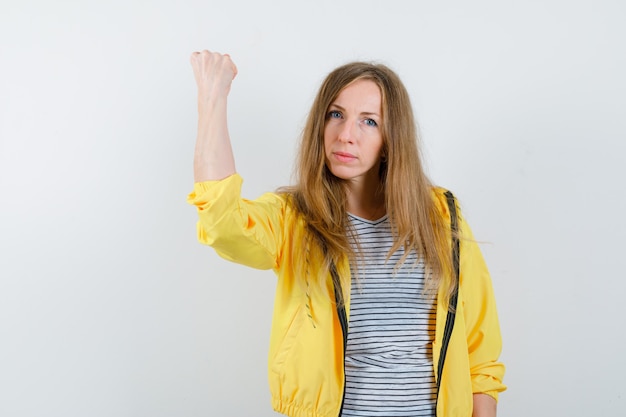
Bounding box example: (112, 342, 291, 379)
(186, 173, 286, 270)
(458, 212, 507, 400)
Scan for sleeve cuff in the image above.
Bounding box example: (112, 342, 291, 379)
(186, 173, 243, 208)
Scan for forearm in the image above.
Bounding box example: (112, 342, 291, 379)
(473, 393, 496, 417)
(190, 50, 238, 183)
(193, 97, 236, 182)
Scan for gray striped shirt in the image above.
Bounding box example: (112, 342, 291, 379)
(343, 213, 437, 417)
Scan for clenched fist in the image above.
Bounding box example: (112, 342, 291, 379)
(190, 50, 238, 104)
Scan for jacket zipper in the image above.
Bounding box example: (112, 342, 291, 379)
(330, 261, 348, 417)
(435, 191, 461, 410)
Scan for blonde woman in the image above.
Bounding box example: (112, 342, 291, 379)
(187, 50, 506, 417)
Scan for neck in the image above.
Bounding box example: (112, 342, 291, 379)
(346, 179, 386, 221)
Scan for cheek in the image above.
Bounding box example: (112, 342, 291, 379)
(323, 126, 332, 152)
(377, 142, 385, 158)
(369, 135, 384, 157)
(377, 135, 385, 155)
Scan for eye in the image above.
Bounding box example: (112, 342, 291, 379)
(364, 118, 378, 127)
(328, 110, 342, 119)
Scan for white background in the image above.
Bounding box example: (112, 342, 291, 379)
(1, 1, 624, 416)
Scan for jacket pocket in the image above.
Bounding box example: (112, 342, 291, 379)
(270, 305, 305, 374)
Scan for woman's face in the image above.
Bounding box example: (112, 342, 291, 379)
(323, 79, 384, 188)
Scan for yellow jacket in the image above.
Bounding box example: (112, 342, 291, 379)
(188, 174, 506, 417)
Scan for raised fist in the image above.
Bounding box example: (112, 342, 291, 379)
(190, 50, 238, 101)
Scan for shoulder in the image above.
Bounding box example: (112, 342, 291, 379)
(430, 187, 476, 242)
(429, 186, 458, 221)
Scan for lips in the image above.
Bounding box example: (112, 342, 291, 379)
(333, 151, 357, 163)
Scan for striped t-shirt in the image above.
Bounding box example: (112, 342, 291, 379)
(342, 213, 437, 417)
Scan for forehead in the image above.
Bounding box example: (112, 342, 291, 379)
(332, 79, 382, 112)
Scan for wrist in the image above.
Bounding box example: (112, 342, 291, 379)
(197, 95, 228, 118)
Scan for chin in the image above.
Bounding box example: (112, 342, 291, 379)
(326, 165, 353, 181)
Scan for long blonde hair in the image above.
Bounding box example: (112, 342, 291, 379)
(283, 62, 454, 303)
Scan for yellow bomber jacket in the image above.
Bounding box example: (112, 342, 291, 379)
(188, 174, 506, 417)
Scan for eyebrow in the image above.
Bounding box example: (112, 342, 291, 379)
(329, 103, 381, 118)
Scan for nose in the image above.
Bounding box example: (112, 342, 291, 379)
(337, 119, 356, 143)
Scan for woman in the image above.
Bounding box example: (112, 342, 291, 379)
(187, 50, 505, 417)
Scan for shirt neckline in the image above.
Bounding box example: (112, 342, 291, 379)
(347, 212, 389, 225)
